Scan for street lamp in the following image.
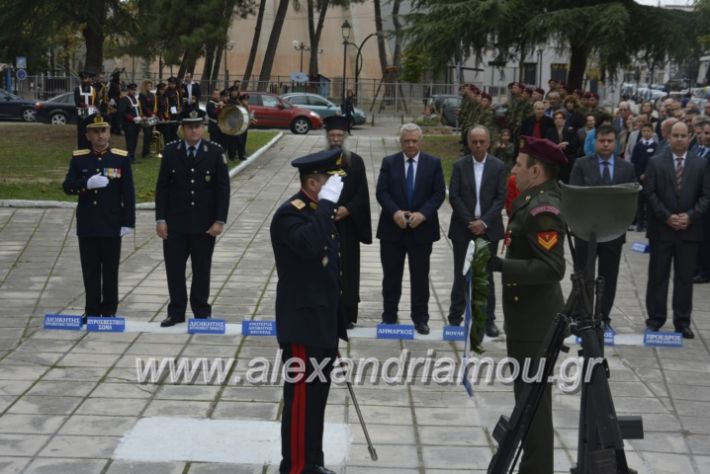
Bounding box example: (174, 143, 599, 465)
(292, 40, 310, 73)
(341, 20, 351, 104)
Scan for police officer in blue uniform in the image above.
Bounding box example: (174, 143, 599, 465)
(270, 150, 348, 474)
(155, 106, 230, 327)
(62, 112, 135, 322)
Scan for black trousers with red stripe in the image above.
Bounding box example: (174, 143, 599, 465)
(280, 343, 337, 474)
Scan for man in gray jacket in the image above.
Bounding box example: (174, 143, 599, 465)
(447, 126, 507, 336)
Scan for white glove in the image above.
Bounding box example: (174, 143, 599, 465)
(318, 175, 344, 203)
(462, 240, 476, 276)
(87, 173, 109, 190)
(120, 227, 134, 237)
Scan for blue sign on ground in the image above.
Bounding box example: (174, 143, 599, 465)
(44, 314, 83, 330)
(643, 331, 683, 348)
(575, 330, 615, 346)
(188, 318, 226, 335)
(87, 317, 125, 332)
(242, 320, 276, 336)
(443, 325, 466, 341)
(376, 324, 415, 340)
(631, 241, 650, 253)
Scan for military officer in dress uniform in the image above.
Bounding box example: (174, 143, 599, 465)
(270, 149, 348, 474)
(323, 115, 372, 329)
(62, 113, 136, 322)
(155, 106, 230, 327)
(488, 135, 567, 474)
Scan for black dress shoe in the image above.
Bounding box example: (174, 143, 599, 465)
(303, 466, 336, 474)
(603, 321, 615, 334)
(346, 322, 355, 330)
(677, 327, 695, 339)
(414, 322, 430, 335)
(645, 324, 660, 332)
(81, 314, 88, 325)
(448, 317, 462, 327)
(485, 321, 500, 337)
(194, 315, 211, 319)
(693, 275, 710, 284)
(160, 316, 185, 327)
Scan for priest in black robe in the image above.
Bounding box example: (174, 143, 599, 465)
(324, 115, 372, 329)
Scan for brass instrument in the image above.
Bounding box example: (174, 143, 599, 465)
(217, 105, 249, 136)
(150, 128, 165, 158)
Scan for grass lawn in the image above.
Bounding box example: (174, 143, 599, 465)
(0, 124, 278, 203)
(420, 134, 462, 184)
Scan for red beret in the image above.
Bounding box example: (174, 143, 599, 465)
(519, 135, 568, 166)
(524, 87, 533, 95)
(534, 87, 545, 95)
(469, 84, 481, 94)
(481, 92, 492, 101)
(583, 91, 599, 99)
(573, 89, 584, 96)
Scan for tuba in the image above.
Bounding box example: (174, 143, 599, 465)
(217, 105, 249, 136)
(151, 128, 165, 158)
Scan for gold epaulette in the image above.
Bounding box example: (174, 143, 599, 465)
(112, 148, 128, 157)
(72, 149, 91, 156)
(291, 199, 306, 210)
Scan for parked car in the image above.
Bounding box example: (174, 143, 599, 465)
(441, 96, 462, 127)
(0, 89, 36, 122)
(430, 94, 459, 114)
(245, 91, 323, 134)
(280, 92, 367, 126)
(35, 92, 78, 125)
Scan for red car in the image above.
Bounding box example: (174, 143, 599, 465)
(245, 91, 323, 134)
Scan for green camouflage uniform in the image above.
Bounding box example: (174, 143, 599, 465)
(501, 178, 566, 474)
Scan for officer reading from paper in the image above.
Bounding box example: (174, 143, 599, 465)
(487, 135, 567, 474)
(63, 112, 135, 324)
(270, 150, 348, 474)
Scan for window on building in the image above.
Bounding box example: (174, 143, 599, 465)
(522, 63, 537, 85)
(550, 63, 568, 83)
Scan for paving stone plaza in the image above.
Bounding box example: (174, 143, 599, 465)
(0, 132, 709, 473)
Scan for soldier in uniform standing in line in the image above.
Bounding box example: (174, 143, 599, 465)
(487, 135, 567, 474)
(108, 71, 123, 135)
(93, 72, 109, 115)
(155, 106, 230, 327)
(322, 115, 372, 329)
(62, 113, 135, 323)
(270, 149, 348, 474)
(138, 79, 156, 159)
(74, 72, 96, 149)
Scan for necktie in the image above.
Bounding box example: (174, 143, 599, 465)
(676, 156, 683, 192)
(601, 160, 611, 185)
(406, 158, 415, 210)
(187, 146, 196, 166)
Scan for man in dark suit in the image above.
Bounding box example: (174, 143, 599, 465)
(181, 72, 201, 107)
(323, 115, 372, 329)
(376, 123, 446, 334)
(520, 101, 554, 140)
(645, 121, 710, 338)
(447, 126, 507, 337)
(155, 106, 230, 327)
(570, 124, 637, 333)
(694, 122, 710, 283)
(117, 83, 141, 163)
